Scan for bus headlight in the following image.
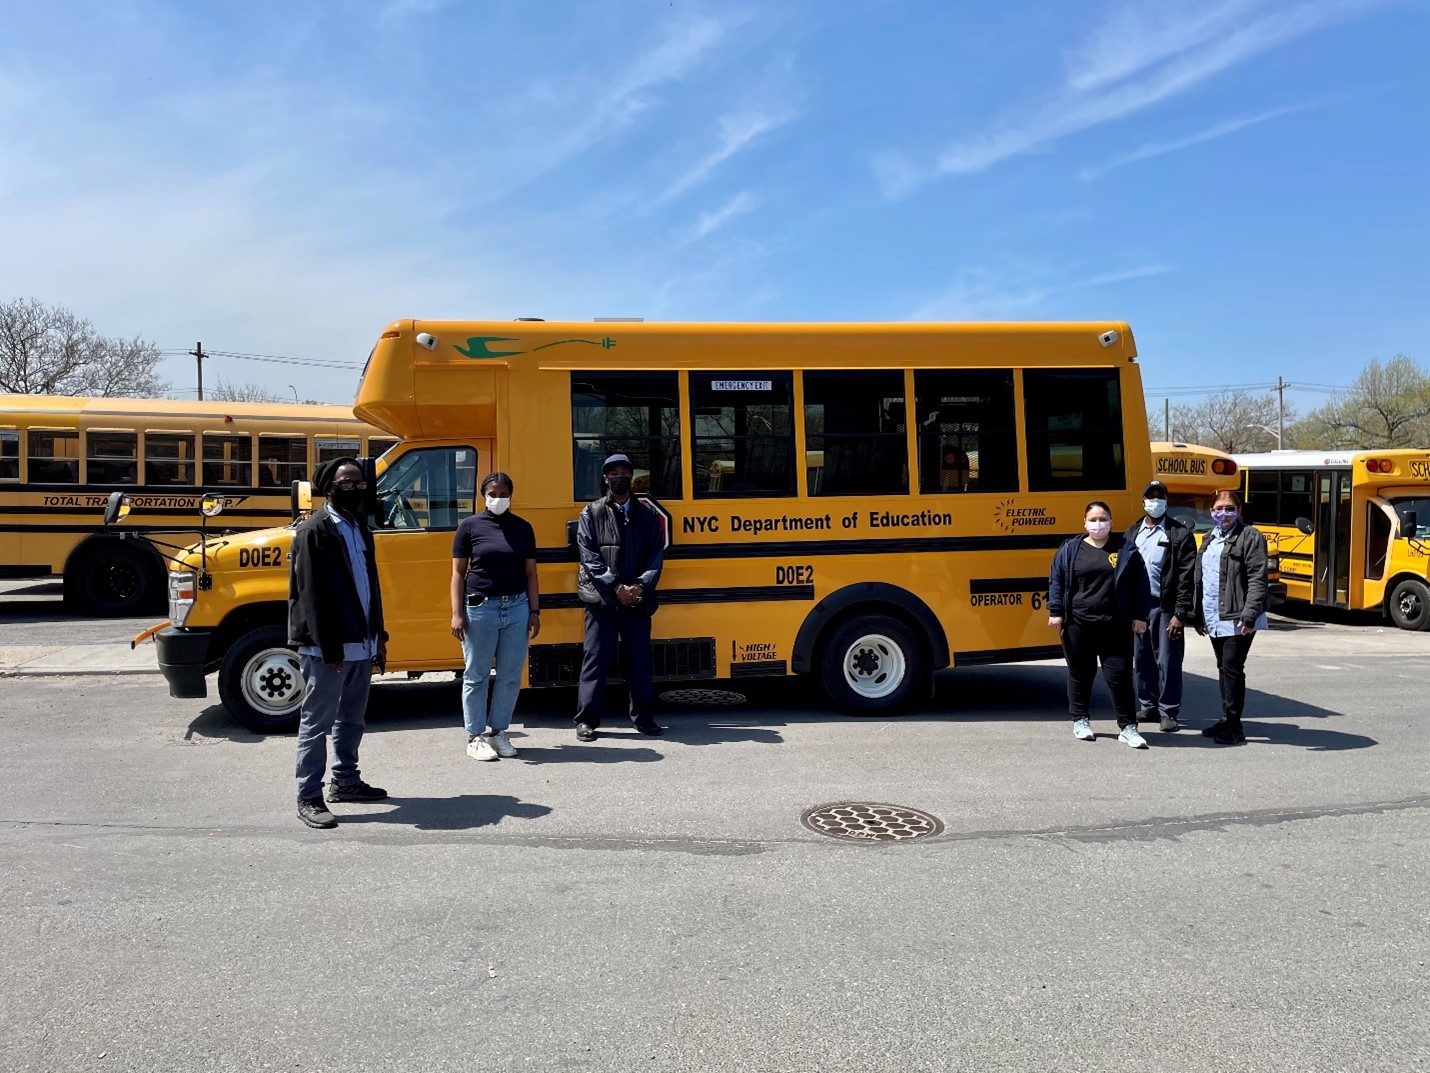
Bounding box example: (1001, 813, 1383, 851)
(169, 570, 197, 627)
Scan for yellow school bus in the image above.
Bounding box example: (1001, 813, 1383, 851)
(1150, 441, 1238, 534)
(1235, 449, 1430, 630)
(0, 395, 397, 614)
(134, 319, 1152, 731)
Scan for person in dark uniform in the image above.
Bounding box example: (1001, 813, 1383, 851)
(574, 454, 665, 741)
(289, 457, 388, 829)
(1047, 501, 1152, 748)
(1126, 480, 1197, 732)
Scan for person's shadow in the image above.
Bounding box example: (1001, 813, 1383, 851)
(336, 794, 552, 831)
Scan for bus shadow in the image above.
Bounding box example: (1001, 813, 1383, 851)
(335, 794, 553, 831)
(1271, 606, 1386, 630)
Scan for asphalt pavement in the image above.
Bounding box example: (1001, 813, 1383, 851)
(1, 586, 1428, 1072)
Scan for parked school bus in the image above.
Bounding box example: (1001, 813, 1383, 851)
(1235, 449, 1430, 630)
(0, 395, 397, 614)
(1150, 441, 1239, 534)
(126, 319, 1153, 732)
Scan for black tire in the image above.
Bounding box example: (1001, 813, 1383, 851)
(1387, 578, 1430, 631)
(217, 624, 304, 734)
(66, 540, 165, 616)
(818, 613, 928, 715)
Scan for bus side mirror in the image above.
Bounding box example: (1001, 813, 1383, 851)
(1295, 516, 1314, 535)
(291, 480, 313, 519)
(201, 495, 227, 518)
(103, 491, 132, 527)
(1401, 510, 1418, 538)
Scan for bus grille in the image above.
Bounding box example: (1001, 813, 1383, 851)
(528, 638, 715, 688)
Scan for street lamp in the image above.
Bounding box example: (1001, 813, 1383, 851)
(1249, 423, 1282, 449)
(289, 384, 300, 404)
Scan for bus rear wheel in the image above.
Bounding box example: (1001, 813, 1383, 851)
(1387, 578, 1430, 631)
(218, 625, 304, 734)
(67, 541, 164, 616)
(819, 613, 927, 715)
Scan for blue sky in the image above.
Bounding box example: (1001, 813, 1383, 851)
(0, 0, 1425, 409)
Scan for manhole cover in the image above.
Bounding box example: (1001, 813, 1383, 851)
(800, 802, 944, 843)
(659, 688, 748, 706)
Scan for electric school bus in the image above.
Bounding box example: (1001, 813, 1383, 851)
(120, 318, 1153, 732)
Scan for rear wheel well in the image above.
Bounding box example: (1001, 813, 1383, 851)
(208, 602, 289, 671)
(61, 534, 166, 615)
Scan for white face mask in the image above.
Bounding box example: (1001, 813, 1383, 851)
(1143, 498, 1167, 519)
(485, 495, 511, 515)
(1085, 519, 1111, 539)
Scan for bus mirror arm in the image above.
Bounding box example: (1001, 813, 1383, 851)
(1295, 517, 1314, 536)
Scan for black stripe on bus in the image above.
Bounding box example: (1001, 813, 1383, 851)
(1277, 551, 1313, 562)
(0, 523, 263, 536)
(955, 644, 1064, 666)
(0, 484, 290, 496)
(969, 576, 1049, 594)
(541, 585, 815, 610)
(0, 505, 284, 519)
(534, 532, 1070, 564)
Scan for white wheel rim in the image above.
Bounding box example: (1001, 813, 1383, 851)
(841, 633, 907, 700)
(240, 648, 304, 716)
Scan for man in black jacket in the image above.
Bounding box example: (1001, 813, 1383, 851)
(574, 454, 665, 741)
(1125, 480, 1197, 732)
(289, 458, 389, 829)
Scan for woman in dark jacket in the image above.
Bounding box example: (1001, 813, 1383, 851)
(1047, 501, 1153, 748)
(1193, 488, 1270, 745)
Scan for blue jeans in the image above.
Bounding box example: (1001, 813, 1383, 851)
(295, 656, 371, 799)
(461, 593, 531, 736)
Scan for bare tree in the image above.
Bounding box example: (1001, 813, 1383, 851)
(1155, 389, 1287, 452)
(209, 380, 285, 403)
(0, 297, 168, 396)
(1292, 355, 1430, 449)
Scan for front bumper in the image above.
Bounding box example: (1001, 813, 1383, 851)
(1268, 581, 1288, 607)
(155, 627, 212, 699)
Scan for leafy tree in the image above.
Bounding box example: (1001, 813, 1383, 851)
(1290, 355, 1430, 449)
(0, 297, 168, 396)
(209, 380, 284, 403)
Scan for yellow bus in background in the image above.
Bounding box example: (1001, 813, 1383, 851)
(0, 395, 397, 614)
(135, 319, 1153, 732)
(1235, 449, 1430, 630)
(1150, 441, 1238, 534)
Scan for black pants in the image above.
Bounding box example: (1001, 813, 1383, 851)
(575, 605, 655, 727)
(1209, 632, 1255, 723)
(1062, 618, 1136, 727)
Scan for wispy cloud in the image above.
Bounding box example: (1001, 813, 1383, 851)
(657, 108, 795, 204)
(679, 191, 759, 246)
(909, 263, 1171, 321)
(1076, 99, 1331, 180)
(877, 0, 1379, 196)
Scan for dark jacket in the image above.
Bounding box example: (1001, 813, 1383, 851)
(576, 495, 665, 611)
(288, 507, 387, 664)
(1193, 521, 1269, 630)
(1123, 515, 1197, 619)
(1047, 532, 1153, 627)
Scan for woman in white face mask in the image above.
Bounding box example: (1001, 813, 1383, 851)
(449, 472, 541, 762)
(1046, 501, 1154, 748)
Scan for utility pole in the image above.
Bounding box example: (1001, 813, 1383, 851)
(190, 342, 206, 401)
(1278, 376, 1289, 446)
(1164, 397, 1170, 439)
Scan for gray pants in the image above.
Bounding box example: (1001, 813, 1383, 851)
(295, 656, 372, 800)
(1133, 606, 1184, 719)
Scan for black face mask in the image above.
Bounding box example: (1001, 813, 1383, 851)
(606, 475, 632, 496)
(329, 487, 365, 513)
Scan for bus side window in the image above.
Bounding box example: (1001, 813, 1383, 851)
(203, 433, 254, 487)
(145, 433, 195, 485)
(804, 371, 907, 496)
(571, 372, 682, 500)
(1023, 369, 1125, 492)
(690, 372, 795, 498)
(0, 429, 18, 481)
(27, 430, 80, 484)
(87, 431, 138, 485)
(914, 370, 1017, 494)
(372, 445, 475, 531)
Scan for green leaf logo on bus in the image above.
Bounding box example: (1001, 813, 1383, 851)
(453, 336, 617, 360)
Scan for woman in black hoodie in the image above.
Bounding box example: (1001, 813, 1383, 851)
(1047, 501, 1153, 748)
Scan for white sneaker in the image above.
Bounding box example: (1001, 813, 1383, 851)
(1118, 724, 1149, 749)
(485, 730, 518, 758)
(466, 735, 498, 761)
(1073, 718, 1095, 741)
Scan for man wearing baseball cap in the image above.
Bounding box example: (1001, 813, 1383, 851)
(1124, 479, 1197, 732)
(572, 453, 666, 741)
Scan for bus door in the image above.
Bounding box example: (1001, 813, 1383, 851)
(1313, 468, 1352, 607)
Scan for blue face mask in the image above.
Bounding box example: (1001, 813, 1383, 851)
(1211, 508, 1238, 529)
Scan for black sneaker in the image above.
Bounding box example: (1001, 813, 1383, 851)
(576, 723, 598, 742)
(1213, 724, 1247, 745)
(298, 797, 337, 829)
(1201, 720, 1229, 738)
(632, 717, 665, 737)
(327, 780, 388, 802)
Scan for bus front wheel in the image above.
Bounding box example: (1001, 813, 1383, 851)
(1387, 578, 1430, 631)
(819, 613, 928, 715)
(218, 625, 305, 734)
(67, 541, 164, 616)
